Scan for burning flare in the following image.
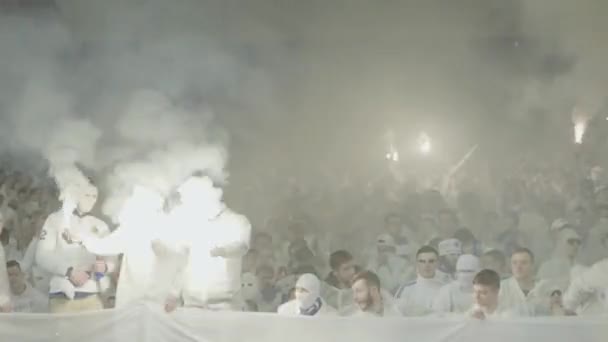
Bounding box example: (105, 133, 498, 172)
(572, 108, 589, 144)
(418, 132, 432, 155)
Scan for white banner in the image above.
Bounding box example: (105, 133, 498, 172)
(0, 303, 606, 342)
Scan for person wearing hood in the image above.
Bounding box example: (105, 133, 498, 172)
(436, 239, 462, 284)
(278, 273, 336, 316)
(366, 234, 414, 294)
(395, 246, 443, 316)
(563, 232, 608, 315)
(235, 272, 259, 312)
(538, 227, 586, 291)
(432, 254, 481, 314)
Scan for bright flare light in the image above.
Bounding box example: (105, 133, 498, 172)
(418, 132, 432, 155)
(385, 147, 400, 162)
(572, 108, 589, 144)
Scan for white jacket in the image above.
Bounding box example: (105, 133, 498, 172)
(563, 258, 608, 315)
(395, 276, 443, 316)
(35, 211, 113, 296)
(277, 299, 336, 316)
(172, 209, 251, 307)
(432, 281, 474, 313)
(82, 211, 181, 308)
(498, 277, 552, 316)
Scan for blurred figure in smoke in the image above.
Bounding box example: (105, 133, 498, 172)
(366, 234, 414, 294)
(0, 213, 11, 312)
(582, 203, 608, 264)
(433, 254, 481, 314)
(344, 271, 401, 317)
(480, 249, 508, 279)
(437, 209, 459, 238)
(564, 231, 608, 315)
(36, 180, 114, 313)
(322, 250, 357, 310)
(255, 264, 282, 312)
(383, 212, 420, 256)
(278, 273, 336, 316)
(6, 260, 48, 313)
(252, 231, 276, 264)
(436, 239, 462, 283)
(235, 272, 259, 312)
(81, 186, 174, 309)
(454, 228, 482, 257)
(538, 228, 586, 291)
(395, 246, 443, 316)
(165, 176, 251, 312)
(242, 249, 259, 274)
(495, 211, 528, 258)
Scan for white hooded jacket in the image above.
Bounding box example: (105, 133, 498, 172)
(432, 255, 480, 313)
(278, 274, 336, 316)
(171, 208, 251, 307)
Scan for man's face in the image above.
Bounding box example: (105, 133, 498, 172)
(416, 252, 438, 279)
(511, 252, 534, 280)
(473, 284, 498, 308)
(444, 254, 460, 268)
(352, 279, 373, 311)
(7, 265, 24, 293)
(77, 188, 98, 214)
(565, 238, 581, 258)
(336, 260, 356, 286)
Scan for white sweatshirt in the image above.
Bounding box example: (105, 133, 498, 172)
(172, 209, 251, 307)
(82, 211, 182, 308)
(35, 211, 113, 296)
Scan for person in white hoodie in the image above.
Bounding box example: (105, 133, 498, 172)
(35, 181, 114, 313)
(278, 273, 336, 316)
(80, 186, 180, 309)
(432, 254, 481, 314)
(165, 176, 251, 312)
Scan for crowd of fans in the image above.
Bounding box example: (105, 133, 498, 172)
(0, 151, 608, 320)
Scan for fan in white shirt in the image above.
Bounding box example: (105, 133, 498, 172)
(395, 246, 444, 316)
(499, 248, 553, 316)
(6, 260, 48, 313)
(468, 269, 514, 319)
